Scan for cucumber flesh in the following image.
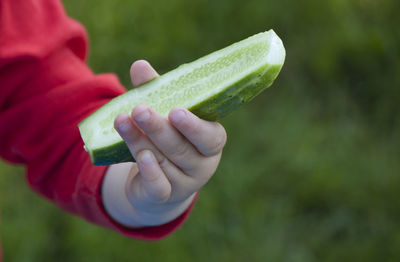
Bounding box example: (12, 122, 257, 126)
(79, 30, 285, 165)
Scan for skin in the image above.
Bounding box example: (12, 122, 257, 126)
(101, 60, 227, 228)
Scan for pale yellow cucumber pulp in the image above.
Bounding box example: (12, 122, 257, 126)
(79, 30, 286, 165)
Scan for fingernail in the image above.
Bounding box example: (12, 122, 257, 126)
(134, 108, 150, 123)
(117, 118, 131, 133)
(140, 150, 154, 165)
(170, 109, 186, 124)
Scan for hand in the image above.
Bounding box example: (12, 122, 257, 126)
(102, 60, 227, 227)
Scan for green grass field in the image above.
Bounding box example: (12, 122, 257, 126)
(1, 0, 400, 261)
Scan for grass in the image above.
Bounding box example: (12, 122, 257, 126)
(1, 0, 400, 261)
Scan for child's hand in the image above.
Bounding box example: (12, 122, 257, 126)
(102, 60, 227, 227)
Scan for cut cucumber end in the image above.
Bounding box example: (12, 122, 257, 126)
(79, 30, 286, 165)
(266, 30, 286, 65)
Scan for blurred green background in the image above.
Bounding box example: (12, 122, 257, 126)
(1, 0, 400, 261)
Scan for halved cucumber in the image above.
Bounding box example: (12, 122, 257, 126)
(79, 30, 286, 165)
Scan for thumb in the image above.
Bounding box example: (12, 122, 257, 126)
(127, 150, 172, 206)
(130, 60, 159, 88)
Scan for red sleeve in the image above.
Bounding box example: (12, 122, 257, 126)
(0, 0, 194, 240)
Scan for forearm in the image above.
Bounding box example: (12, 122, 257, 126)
(102, 162, 195, 228)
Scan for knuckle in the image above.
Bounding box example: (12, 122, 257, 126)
(148, 185, 171, 204)
(171, 141, 191, 159)
(219, 124, 228, 146)
(190, 157, 218, 185)
(206, 124, 227, 156)
(147, 118, 164, 135)
(158, 157, 170, 171)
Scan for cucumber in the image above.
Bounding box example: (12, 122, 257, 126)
(79, 30, 285, 165)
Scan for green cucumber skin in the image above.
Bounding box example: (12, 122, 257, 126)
(190, 64, 282, 121)
(91, 63, 283, 165)
(91, 140, 135, 165)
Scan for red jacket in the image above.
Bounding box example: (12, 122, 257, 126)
(0, 0, 193, 256)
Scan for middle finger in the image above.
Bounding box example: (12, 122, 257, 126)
(131, 104, 206, 175)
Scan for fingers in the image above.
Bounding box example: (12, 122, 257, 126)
(130, 60, 159, 87)
(129, 60, 226, 158)
(131, 105, 206, 174)
(169, 107, 227, 157)
(133, 150, 172, 204)
(114, 113, 164, 162)
(118, 60, 224, 208)
(114, 113, 192, 190)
